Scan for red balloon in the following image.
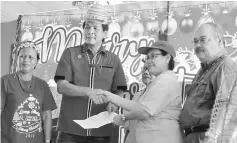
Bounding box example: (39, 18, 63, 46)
(179, 16, 195, 33)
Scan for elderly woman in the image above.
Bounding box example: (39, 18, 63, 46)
(1, 41, 57, 143)
(122, 64, 156, 142)
(102, 41, 183, 143)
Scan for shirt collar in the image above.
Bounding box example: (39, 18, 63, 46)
(201, 50, 226, 69)
(81, 43, 107, 56)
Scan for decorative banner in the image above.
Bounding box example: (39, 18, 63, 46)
(11, 1, 237, 143)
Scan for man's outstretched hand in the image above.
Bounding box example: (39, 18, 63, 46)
(86, 89, 108, 104)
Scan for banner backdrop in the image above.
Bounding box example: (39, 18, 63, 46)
(10, 1, 237, 143)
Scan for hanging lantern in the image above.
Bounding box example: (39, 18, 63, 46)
(161, 10, 177, 35)
(179, 9, 195, 33)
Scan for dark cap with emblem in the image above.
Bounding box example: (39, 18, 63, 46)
(138, 41, 176, 58)
(85, 4, 109, 24)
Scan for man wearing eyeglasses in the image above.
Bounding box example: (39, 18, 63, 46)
(179, 22, 237, 143)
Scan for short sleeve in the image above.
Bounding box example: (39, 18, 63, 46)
(140, 73, 179, 116)
(111, 58, 127, 92)
(54, 48, 73, 82)
(1, 77, 7, 110)
(42, 81, 57, 112)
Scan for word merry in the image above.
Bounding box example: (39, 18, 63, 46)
(34, 25, 154, 77)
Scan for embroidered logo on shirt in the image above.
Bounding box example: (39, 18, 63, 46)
(12, 94, 42, 138)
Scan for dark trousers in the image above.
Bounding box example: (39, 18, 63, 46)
(56, 132, 110, 143)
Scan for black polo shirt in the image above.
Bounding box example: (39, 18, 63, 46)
(54, 44, 127, 136)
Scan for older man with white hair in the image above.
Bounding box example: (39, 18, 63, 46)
(180, 22, 237, 143)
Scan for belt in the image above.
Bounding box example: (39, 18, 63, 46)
(183, 125, 209, 136)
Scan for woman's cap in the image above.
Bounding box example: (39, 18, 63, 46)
(138, 41, 176, 58)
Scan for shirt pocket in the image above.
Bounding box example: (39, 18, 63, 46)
(196, 80, 208, 99)
(100, 65, 114, 82)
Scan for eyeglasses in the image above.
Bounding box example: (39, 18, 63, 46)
(191, 37, 211, 45)
(145, 53, 162, 61)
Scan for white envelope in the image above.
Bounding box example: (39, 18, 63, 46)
(73, 111, 118, 129)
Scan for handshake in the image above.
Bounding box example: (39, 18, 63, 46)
(86, 89, 112, 105)
(86, 89, 118, 113)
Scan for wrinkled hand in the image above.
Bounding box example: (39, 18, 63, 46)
(113, 115, 125, 126)
(86, 89, 108, 104)
(106, 102, 118, 113)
